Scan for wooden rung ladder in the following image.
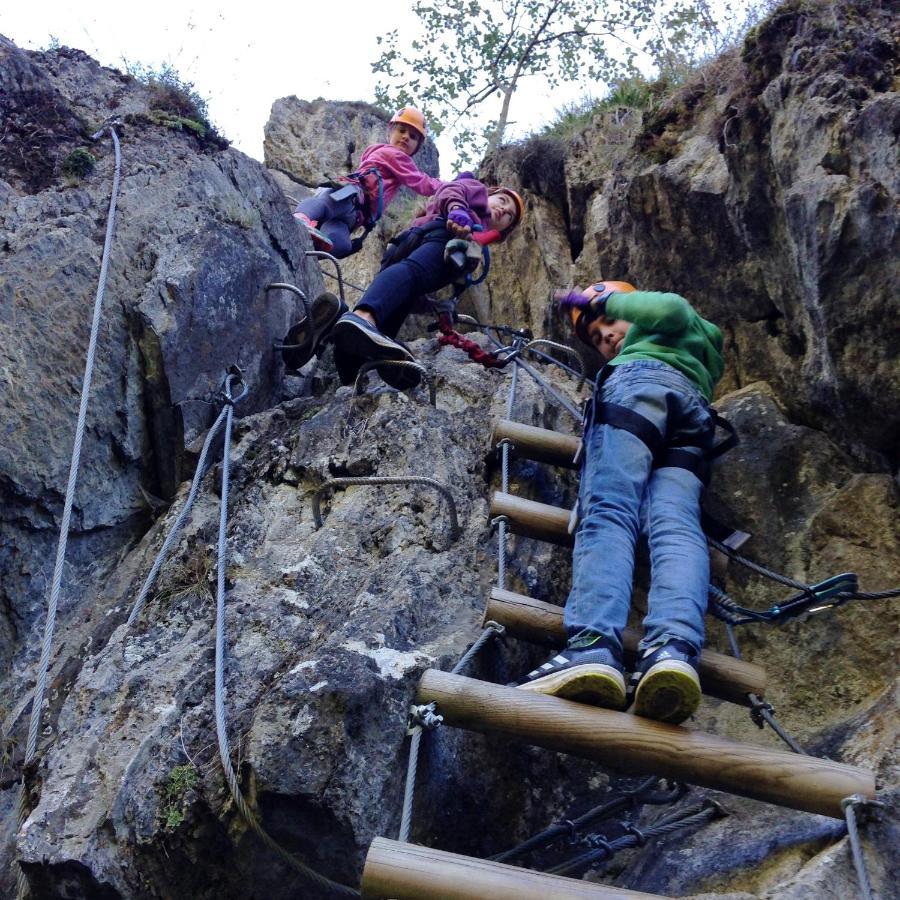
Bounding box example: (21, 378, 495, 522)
(491, 490, 574, 545)
(417, 670, 875, 820)
(491, 418, 582, 468)
(361, 837, 675, 898)
(485, 588, 766, 706)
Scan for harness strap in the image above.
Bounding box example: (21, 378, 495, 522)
(656, 448, 709, 485)
(709, 411, 738, 460)
(595, 401, 666, 459)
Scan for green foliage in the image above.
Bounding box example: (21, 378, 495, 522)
(373, 0, 774, 166)
(125, 61, 227, 148)
(149, 110, 208, 137)
(540, 74, 673, 140)
(161, 764, 199, 831)
(374, 0, 644, 166)
(61, 147, 96, 179)
(127, 62, 210, 122)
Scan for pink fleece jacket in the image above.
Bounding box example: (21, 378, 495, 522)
(356, 143, 444, 211)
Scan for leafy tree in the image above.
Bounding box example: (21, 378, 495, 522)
(372, 0, 756, 166)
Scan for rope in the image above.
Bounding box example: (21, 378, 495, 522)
(491, 776, 677, 863)
(396, 628, 502, 845)
(842, 796, 879, 900)
(320, 267, 366, 296)
(724, 624, 807, 754)
(398, 725, 423, 843)
(547, 801, 723, 877)
(15, 124, 122, 900)
(450, 624, 505, 676)
(211, 377, 359, 898)
(126, 398, 236, 626)
(709, 539, 811, 591)
(437, 314, 510, 369)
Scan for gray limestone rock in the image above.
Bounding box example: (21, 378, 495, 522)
(1, 5, 898, 899)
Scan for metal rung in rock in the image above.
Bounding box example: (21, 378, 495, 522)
(417, 671, 875, 820)
(491, 418, 581, 469)
(484, 588, 767, 707)
(361, 837, 674, 899)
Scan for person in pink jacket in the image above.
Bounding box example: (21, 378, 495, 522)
(293, 106, 443, 258)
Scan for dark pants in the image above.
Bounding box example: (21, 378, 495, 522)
(357, 229, 456, 337)
(294, 192, 359, 259)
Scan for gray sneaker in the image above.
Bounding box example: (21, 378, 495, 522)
(517, 638, 626, 709)
(630, 640, 701, 725)
(330, 312, 420, 389)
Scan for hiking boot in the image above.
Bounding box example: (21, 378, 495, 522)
(630, 640, 701, 725)
(517, 637, 626, 709)
(293, 212, 334, 253)
(330, 312, 420, 390)
(280, 292, 347, 371)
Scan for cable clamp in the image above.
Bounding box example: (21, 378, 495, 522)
(702, 798, 729, 819)
(407, 702, 443, 734)
(623, 823, 648, 846)
(749, 694, 775, 729)
(90, 117, 123, 140)
(560, 819, 578, 843)
(490, 515, 510, 534)
(483, 620, 506, 638)
(583, 835, 614, 857)
(841, 794, 886, 820)
(495, 437, 515, 457)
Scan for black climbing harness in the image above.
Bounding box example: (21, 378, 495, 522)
(580, 370, 739, 487)
(379, 217, 492, 293)
(317, 165, 385, 249)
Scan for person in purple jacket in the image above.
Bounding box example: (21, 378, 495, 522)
(328, 177, 524, 388)
(282, 176, 524, 389)
(293, 107, 443, 259)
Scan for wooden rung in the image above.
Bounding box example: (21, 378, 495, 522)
(484, 588, 767, 706)
(491, 418, 582, 469)
(361, 837, 673, 899)
(490, 491, 573, 546)
(417, 671, 875, 820)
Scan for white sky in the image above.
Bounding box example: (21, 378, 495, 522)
(0, 1, 613, 175)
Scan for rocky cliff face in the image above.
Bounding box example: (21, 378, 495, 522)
(1, 2, 898, 898)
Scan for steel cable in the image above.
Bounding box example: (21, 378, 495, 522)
(212, 378, 359, 898)
(547, 802, 721, 877)
(16, 125, 121, 900)
(126, 401, 232, 626)
(842, 796, 878, 900)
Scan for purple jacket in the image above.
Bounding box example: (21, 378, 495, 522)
(410, 177, 491, 230)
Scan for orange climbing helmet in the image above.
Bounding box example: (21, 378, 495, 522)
(389, 107, 427, 152)
(488, 187, 525, 238)
(570, 281, 636, 345)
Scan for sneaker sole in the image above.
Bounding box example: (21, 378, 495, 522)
(332, 315, 420, 389)
(519, 664, 626, 709)
(633, 661, 701, 725)
(281, 293, 345, 370)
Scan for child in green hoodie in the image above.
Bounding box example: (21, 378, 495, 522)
(518, 282, 724, 725)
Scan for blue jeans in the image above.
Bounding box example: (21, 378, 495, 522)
(295, 192, 359, 259)
(564, 360, 713, 656)
(357, 228, 456, 337)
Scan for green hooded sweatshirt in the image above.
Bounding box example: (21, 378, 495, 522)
(605, 291, 724, 402)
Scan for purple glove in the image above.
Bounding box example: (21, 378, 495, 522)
(447, 208, 475, 229)
(453, 170, 477, 181)
(553, 289, 593, 308)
